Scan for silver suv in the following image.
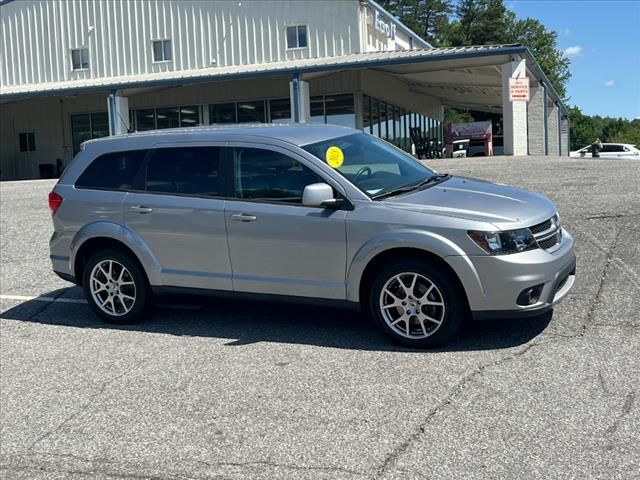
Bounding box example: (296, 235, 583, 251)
(49, 125, 576, 347)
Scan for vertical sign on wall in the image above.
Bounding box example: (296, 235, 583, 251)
(509, 77, 530, 102)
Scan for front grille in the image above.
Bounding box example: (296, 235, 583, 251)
(530, 214, 562, 251)
(538, 235, 560, 250)
(530, 219, 552, 235)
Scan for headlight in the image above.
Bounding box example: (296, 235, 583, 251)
(468, 228, 538, 255)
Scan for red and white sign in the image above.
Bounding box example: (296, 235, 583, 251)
(509, 77, 530, 102)
(448, 121, 492, 141)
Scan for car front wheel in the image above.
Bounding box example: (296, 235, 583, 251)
(369, 260, 465, 348)
(82, 249, 149, 324)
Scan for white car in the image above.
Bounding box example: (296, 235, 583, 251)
(570, 143, 640, 159)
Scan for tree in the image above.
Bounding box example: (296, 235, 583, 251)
(382, 0, 571, 101)
(568, 106, 640, 150)
(507, 16, 570, 98)
(447, 0, 511, 46)
(379, 0, 453, 46)
(567, 106, 596, 150)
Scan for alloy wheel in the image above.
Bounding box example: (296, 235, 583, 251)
(89, 259, 137, 316)
(378, 272, 446, 339)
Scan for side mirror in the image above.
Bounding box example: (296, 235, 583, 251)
(302, 183, 342, 208)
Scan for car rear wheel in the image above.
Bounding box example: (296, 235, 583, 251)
(369, 260, 465, 348)
(82, 249, 149, 324)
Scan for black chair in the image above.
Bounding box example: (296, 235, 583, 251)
(410, 127, 430, 159)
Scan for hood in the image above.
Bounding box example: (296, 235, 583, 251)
(382, 176, 556, 230)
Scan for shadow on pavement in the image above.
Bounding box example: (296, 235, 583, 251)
(1, 287, 552, 352)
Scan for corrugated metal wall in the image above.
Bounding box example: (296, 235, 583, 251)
(0, 93, 106, 180)
(1, 0, 361, 90)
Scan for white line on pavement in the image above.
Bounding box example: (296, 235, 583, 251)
(0, 294, 87, 304)
(0, 294, 201, 310)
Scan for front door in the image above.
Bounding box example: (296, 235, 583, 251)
(225, 144, 348, 300)
(123, 145, 232, 290)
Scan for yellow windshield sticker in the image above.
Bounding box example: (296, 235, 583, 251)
(326, 146, 344, 169)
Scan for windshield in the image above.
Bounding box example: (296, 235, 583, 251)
(302, 133, 434, 198)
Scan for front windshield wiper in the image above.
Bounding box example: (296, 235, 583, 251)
(372, 173, 451, 200)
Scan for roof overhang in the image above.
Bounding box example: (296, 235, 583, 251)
(0, 44, 566, 115)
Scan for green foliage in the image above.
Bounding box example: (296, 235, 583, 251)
(382, 0, 635, 139)
(378, 0, 453, 46)
(568, 107, 640, 150)
(380, 0, 571, 99)
(448, 0, 511, 46)
(443, 108, 474, 126)
(506, 16, 570, 98)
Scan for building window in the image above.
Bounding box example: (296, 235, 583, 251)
(371, 98, 380, 137)
(286, 25, 307, 49)
(362, 95, 372, 134)
(19, 132, 36, 152)
(310, 96, 325, 124)
(156, 107, 180, 129)
(269, 98, 291, 124)
(71, 112, 109, 154)
(135, 109, 156, 131)
(133, 106, 202, 131)
(71, 48, 89, 70)
(152, 39, 172, 62)
(179, 106, 201, 127)
(237, 101, 266, 124)
(210, 103, 237, 124)
(324, 94, 355, 128)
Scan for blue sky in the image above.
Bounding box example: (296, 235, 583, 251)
(508, 0, 640, 119)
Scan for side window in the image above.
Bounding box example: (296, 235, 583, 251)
(76, 150, 146, 190)
(145, 147, 222, 196)
(603, 145, 623, 152)
(233, 148, 323, 204)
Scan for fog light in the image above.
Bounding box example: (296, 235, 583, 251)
(517, 284, 543, 306)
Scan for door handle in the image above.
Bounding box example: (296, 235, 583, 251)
(231, 213, 257, 222)
(130, 205, 153, 214)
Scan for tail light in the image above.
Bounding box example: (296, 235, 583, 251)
(48, 191, 63, 215)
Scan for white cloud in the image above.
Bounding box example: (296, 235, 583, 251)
(564, 45, 583, 57)
(563, 28, 571, 37)
(604, 80, 615, 87)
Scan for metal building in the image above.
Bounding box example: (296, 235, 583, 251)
(0, 0, 568, 180)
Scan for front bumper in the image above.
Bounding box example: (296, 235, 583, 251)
(471, 258, 575, 320)
(447, 228, 576, 320)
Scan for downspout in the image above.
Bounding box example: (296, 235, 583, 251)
(567, 116, 571, 156)
(292, 72, 300, 123)
(542, 82, 548, 155)
(108, 89, 117, 135)
(557, 104, 562, 156)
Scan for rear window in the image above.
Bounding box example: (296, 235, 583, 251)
(76, 150, 147, 190)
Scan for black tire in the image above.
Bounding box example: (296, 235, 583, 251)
(368, 259, 465, 348)
(82, 249, 149, 324)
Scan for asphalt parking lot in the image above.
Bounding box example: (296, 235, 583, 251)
(1, 155, 639, 480)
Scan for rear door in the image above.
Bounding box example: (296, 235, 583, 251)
(224, 144, 348, 299)
(123, 144, 232, 290)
